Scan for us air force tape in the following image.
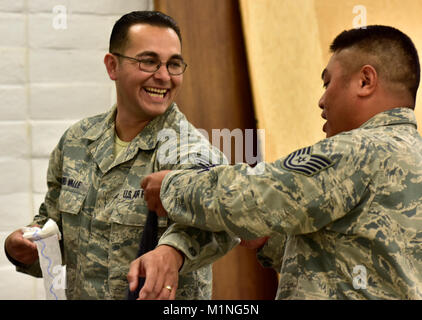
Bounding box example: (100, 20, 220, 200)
(282, 146, 333, 176)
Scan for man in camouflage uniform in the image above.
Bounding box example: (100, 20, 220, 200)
(140, 26, 422, 299)
(4, 11, 237, 300)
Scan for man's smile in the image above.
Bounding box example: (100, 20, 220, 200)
(143, 86, 170, 98)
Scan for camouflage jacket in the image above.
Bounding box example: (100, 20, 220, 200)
(16, 103, 238, 300)
(160, 107, 422, 299)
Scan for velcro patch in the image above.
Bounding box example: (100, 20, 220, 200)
(282, 146, 333, 176)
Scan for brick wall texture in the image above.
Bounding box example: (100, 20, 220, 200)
(0, 0, 153, 299)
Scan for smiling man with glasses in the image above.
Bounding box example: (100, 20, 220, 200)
(5, 11, 237, 300)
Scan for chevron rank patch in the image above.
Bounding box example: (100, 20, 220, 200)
(282, 146, 334, 176)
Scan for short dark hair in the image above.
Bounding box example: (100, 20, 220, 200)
(330, 25, 420, 101)
(109, 11, 182, 54)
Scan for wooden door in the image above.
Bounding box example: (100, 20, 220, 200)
(154, 0, 278, 299)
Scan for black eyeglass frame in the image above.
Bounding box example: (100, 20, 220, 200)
(111, 52, 188, 75)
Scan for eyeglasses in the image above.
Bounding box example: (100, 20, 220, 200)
(111, 52, 187, 75)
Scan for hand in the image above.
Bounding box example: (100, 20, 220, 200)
(141, 170, 171, 217)
(239, 236, 270, 250)
(127, 245, 184, 300)
(5, 229, 39, 265)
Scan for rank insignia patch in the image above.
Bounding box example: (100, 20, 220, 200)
(282, 146, 334, 176)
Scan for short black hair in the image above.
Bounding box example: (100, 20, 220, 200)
(330, 25, 420, 101)
(109, 11, 182, 54)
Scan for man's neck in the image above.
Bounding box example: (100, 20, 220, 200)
(115, 108, 151, 142)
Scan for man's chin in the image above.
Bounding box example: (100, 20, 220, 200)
(323, 122, 329, 137)
(142, 103, 171, 117)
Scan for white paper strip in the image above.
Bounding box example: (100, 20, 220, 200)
(22, 219, 67, 300)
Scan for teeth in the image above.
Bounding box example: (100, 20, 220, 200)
(145, 87, 167, 94)
(148, 92, 164, 98)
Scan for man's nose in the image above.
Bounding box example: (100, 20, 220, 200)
(318, 94, 325, 110)
(153, 64, 171, 81)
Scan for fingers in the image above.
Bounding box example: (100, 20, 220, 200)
(154, 271, 178, 300)
(127, 254, 162, 300)
(141, 180, 146, 191)
(130, 246, 182, 300)
(239, 236, 270, 250)
(140, 175, 149, 190)
(142, 173, 169, 217)
(138, 264, 160, 300)
(127, 258, 141, 292)
(138, 255, 176, 300)
(6, 230, 39, 265)
(157, 279, 178, 300)
(139, 268, 178, 300)
(22, 237, 37, 250)
(156, 204, 169, 217)
(168, 283, 177, 300)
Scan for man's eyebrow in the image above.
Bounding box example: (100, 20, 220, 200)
(135, 51, 184, 61)
(169, 54, 184, 61)
(321, 68, 327, 80)
(136, 51, 159, 58)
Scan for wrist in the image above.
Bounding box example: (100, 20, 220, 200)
(158, 244, 185, 271)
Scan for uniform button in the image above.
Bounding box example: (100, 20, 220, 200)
(188, 247, 197, 256)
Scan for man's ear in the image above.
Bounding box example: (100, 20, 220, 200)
(357, 64, 378, 97)
(104, 53, 119, 81)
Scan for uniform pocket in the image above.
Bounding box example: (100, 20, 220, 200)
(107, 190, 169, 297)
(109, 190, 168, 228)
(58, 189, 86, 215)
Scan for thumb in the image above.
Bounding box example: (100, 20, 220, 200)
(141, 176, 149, 190)
(22, 237, 37, 250)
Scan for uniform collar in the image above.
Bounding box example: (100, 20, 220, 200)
(82, 105, 116, 141)
(82, 102, 178, 151)
(132, 102, 178, 151)
(82, 103, 178, 174)
(360, 107, 417, 130)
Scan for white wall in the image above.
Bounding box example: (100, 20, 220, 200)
(0, 0, 153, 300)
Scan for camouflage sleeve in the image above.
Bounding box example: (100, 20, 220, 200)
(156, 121, 239, 272)
(157, 224, 239, 274)
(34, 141, 64, 227)
(15, 134, 66, 277)
(256, 233, 286, 271)
(160, 132, 376, 240)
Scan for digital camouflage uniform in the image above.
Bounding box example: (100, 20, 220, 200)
(161, 107, 422, 299)
(15, 103, 238, 299)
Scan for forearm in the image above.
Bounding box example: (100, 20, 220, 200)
(158, 223, 239, 274)
(15, 143, 64, 277)
(161, 165, 275, 239)
(161, 153, 369, 240)
(256, 233, 286, 271)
